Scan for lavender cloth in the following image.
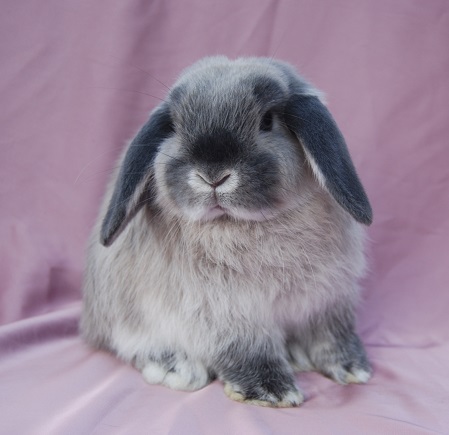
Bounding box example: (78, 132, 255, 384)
(1, 1, 448, 433)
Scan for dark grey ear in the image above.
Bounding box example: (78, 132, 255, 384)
(284, 95, 372, 225)
(100, 104, 173, 246)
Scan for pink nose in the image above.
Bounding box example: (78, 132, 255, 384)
(197, 173, 230, 188)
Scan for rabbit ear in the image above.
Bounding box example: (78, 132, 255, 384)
(284, 95, 372, 225)
(100, 104, 173, 246)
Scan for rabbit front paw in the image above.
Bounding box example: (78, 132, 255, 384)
(224, 382, 303, 408)
(307, 333, 372, 385)
(219, 354, 304, 407)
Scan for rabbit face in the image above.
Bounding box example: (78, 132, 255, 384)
(153, 65, 306, 223)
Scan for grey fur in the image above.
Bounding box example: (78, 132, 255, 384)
(81, 56, 372, 407)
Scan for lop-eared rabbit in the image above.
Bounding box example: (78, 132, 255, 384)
(81, 57, 372, 407)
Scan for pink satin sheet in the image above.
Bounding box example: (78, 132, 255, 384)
(1, 1, 448, 433)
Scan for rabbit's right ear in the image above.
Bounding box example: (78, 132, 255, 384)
(284, 95, 373, 225)
(100, 104, 173, 247)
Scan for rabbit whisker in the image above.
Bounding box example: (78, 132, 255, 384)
(87, 54, 171, 90)
(92, 86, 168, 103)
(157, 151, 187, 166)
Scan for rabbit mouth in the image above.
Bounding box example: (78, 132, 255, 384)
(198, 203, 278, 223)
(203, 204, 227, 220)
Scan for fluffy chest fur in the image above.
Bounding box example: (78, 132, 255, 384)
(103, 191, 365, 362)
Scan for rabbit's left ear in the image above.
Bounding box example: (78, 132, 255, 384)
(284, 95, 372, 225)
(100, 103, 173, 246)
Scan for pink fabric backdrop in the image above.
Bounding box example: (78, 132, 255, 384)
(1, 0, 448, 433)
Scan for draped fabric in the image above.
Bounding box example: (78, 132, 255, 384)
(1, 1, 448, 433)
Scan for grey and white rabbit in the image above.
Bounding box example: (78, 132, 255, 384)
(81, 56, 373, 407)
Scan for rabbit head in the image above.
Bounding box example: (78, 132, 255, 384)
(100, 56, 372, 247)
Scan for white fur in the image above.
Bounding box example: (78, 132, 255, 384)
(303, 148, 327, 190)
(345, 368, 372, 384)
(142, 360, 209, 391)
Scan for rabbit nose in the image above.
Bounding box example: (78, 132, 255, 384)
(197, 172, 231, 188)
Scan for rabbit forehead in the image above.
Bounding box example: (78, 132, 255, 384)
(169, 57, 291, 137)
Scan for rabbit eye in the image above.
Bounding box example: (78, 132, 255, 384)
(260, 111, 273, 132)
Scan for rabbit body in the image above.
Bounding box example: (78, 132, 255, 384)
(81, 57, 372, 407)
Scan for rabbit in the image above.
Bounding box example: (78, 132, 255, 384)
(80, 56, 373, 408)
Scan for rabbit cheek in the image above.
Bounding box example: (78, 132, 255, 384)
(162, 163, 211, 218)
(231, 155, 281, 209)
